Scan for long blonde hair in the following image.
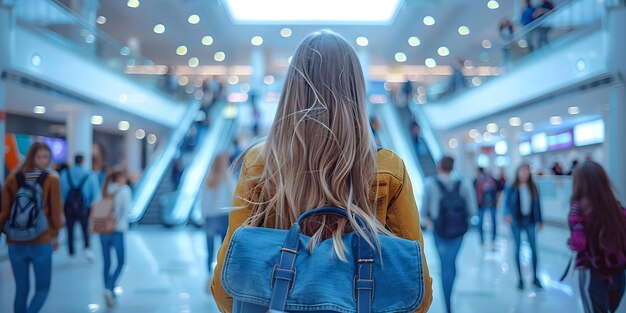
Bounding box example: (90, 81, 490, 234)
(241, 30, 390, 258)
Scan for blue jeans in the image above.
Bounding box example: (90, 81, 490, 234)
(100, 232, 125, 292)
(8, 243, 53, 313)
(434, 234, 464, 313)
(205, 215, 229, 273)
(478, 206, 497, 244)
(511, 220, 538, 281)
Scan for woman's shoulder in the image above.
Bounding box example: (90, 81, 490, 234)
(376, 148, 405, 181)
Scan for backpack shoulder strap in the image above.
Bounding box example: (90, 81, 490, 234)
(434, 179, 449, 194)
(77, 174, 90, 189)
(453, 180, 462, 193)
(67, 171, 76, 189)
(15, 172, 26, 188)
(37, 171, 49, 186)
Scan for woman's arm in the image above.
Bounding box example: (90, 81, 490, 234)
(47, 175, 64, 237)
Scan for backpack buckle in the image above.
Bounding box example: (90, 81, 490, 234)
(270, 265, 297, 292)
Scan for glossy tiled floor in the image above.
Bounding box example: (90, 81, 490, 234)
(1, 224, 624, 313)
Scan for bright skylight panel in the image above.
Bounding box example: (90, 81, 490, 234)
(224, 0, 403, 24)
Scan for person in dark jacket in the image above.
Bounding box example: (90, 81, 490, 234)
(504, 163, 543, 290)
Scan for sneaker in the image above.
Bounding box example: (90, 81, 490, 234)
(84, 249, 94, 263)
(104, 290, 115, 308)
(533, 278, 543, 289)
(517, 280, 524, 290)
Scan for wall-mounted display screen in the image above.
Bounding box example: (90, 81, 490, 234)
(548, 130, 574, 151)
(531, 132, 548, 153)
(574, 119, 604, 146)
(519, 141, 532, 156)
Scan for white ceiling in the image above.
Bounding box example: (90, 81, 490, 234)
(94, 0, 522, 76)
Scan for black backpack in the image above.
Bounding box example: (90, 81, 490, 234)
(65, 173, 89, 215)
(434, 179, 468, 239)
(4, 172, 49, 241)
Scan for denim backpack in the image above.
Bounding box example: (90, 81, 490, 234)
(221, 206, 426, 313)
(4, 172, 49, 241)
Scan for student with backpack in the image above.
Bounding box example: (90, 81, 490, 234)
(91, 169, 131, 308)
(504, 163, 544, 290)
(60, 154, 100, 261)
(0, 142, 64, 313)
(568, 161, 626, 313)
(210, 30, 433, 313)
(422, 156, 477, 313)
(474, 167, 499, 247)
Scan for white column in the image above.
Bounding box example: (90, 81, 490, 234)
(124, 129, 141, 174)
(507, 127, 522, 171)
(66, 110, 93, 169)
(250, 48, 265, 88)
(606, 6, 626, 203)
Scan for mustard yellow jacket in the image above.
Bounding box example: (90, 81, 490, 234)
(211, 147, 433, 312)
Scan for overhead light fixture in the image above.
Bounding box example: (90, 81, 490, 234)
(487, 0, 500, 9)
(264, 75, 275, 85)
(437, 46, 450, 56)
(188, 14, 200, 24)
(471, 77, 482, 86)
(202, 36, 214, 45)
(280, 28, 292, 37)
(448, 138, 458, 149)
(482, 40, 492, 49)
(188, 57, 199, 68)
(464, 60, 474, 68)
(395, 52, 407, 63)
(228, 75, 239, 85)
(550, 116, 562, 125)
(408, 36, 421, 47)
(118, 121, 130, 131)
(576, 59, 586, 72)
(91, 115, 104, 125)
(176, 46, 188, 56)
(523, 122, 534, 132)
(568, 106, 580, 115)
(509, 117, 522, 126)
(469, 129, 479, 139)
(486, 122, 499, 133)
(127, 0, 139, 8)
(251, 36, 264, 46)
(458, 26, 470, 35)
(96, 16, 107, 25)
(423, 16, 435, 26)
(178, 76, 189, 86)
(518, 39, 528, 48)
(153, 24, 165, 34)
(483, 132, 493, 142)
(33, 106, 46, 114)
(31, 54, 42, 66)
(224, 0, 401, 24)
(214, 51, 225, 62)
(119, 47, 131, 56)
(356, 37, 369, 47)
(135, 129, 146, 139)
(425, 58, 436, 68)
(147, 134, 157, 145)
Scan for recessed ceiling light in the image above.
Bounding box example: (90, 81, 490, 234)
(85, 34, 95, 44)
(482, 39, 492, 49)
(251, 36, 264, 46)
(448, 138, 458, 149)
(91, 115, 104, 125)
(425, 58, 436, 68)
(576, 59, 586, 71)
(464, 60, 474, 68)
(437, 46, 450, 56)
(228, 75, 239, 85)
(147, 134, 157, 145)
(33, 106, 46, 114)
(395, 52, 407, 63)
(202, 36, 214, 46)
(118, 121, 130, 131)
(550, 116, 562, 125)
(408, 36, 421, 47)
(178, 76, 189, 86)
(280, 28, 292, 37)
(119, 47, 130, 56)
(153, 24, 165, 34)
(135, 129, 146, 140)
(188, 14, 200, 24)
(31, 54, 42, 66)
(568, 106, 580, 115)
(518, 39, 528, 48)
(487, 0, 500, 9)
(96, 16, 107, 24)
(523, 122, 534, 132)
(483, 132, 493, 142)
(214, 51, 225, 62)
(458, 26, 470, 35)
(176, 46, 188, 56)
(486, 122, 499, 133)
(127, 0, 139, 8)
(264, 75, 275, 85)
(509, 117, 522, 126)
(188, 57, 199, 68)
(471, 76, 482, 86)
(469, 129, 479, 138)
(356, 37, 369, 47)
(423, 16, 435, 26)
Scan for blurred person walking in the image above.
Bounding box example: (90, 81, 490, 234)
(0, 142, 64, 313)
(569, 161, 626, 313)
(201, 153, 233, 293)
(474, 167, 499, 247)
(521, 0, 537, 52)
(93, 170, 132, 308)
(422, 156, 476, 313)
(534, 0, 555, 49)
(61, 154, 100, 262)
(504, 163, 544, 290)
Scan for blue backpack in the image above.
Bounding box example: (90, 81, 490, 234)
(221, 206, 426, 313)
(4, 172, 49, 241)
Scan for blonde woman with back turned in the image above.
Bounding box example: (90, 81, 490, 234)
(211, 30, 433, 312)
